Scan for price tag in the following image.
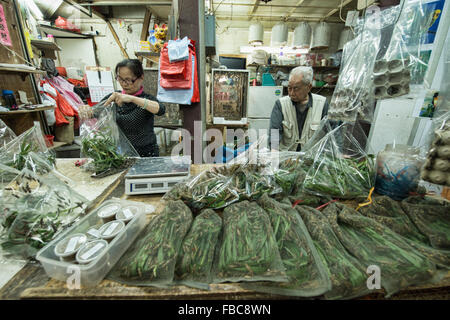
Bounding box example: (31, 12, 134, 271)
(103, 222, 119, 236)
(122, 208, 134, 219)
(64, 236, 81, 254)
(81, 243, 105, 260)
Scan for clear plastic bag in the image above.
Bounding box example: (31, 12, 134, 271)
(107, 200, 193, 288)
(328, 8, 381, 123)
(373, 1, 432, 98)
(241, 195, 331, 297)
(400, 196, 450, 250)
(80, 104, 139, 177)
(300, 122, 376, 200)
(322, 202, 437, 298)
(0, 169, 89, 259)
(420, 111, 450, 186)
(174, 209, 222, 290)
(360, 196, 450, 269)
(296, 205, 371, 300)
(212, 200, 287, 284)
(0, 122, 56, 172)
(0, 119, 16, 148)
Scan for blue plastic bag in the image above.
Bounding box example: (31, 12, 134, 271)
(168, 36, 190, 63)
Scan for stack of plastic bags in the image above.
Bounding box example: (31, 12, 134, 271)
(157, 37, 199, 105)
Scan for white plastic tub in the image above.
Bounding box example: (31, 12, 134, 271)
(36, 200, 147, 287)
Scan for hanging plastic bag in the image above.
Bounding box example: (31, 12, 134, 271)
(212, 200, 288, 284)
(80, 104, 139, 177)
(321, 202, 437, 298)
(0, 119, 16, 148)
(174, 209, 222, 290)
(107, 200, 193, 288)
(0, 168, 89, 259)
(0, 122, 56, 172)
(160, 44, 192, 89)
(374, 0, 434, 90)
(241, 195, 331, 297)
(296, 205, 371, 300)
(168, 36, 190, 63)
(300, 121, 376, 200)
(328, 9, 380, 123)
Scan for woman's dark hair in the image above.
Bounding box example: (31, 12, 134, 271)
(115, 59, 144, 78)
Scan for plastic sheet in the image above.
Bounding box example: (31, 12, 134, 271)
(322, 202, 437, 298)
(0, 169, 89, 259)
(174, 209, 222, 290)
(300, 122, 376, 200)
(0, 119, 16, 148)
(212, 201, 287, 284)
(296, 206, 371, 300)
(107, 200, 193, 288)
(80, 104, 138, 177)
(241, 195, 331, 297)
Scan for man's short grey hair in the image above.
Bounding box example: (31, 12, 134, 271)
(289, 66, 313, 85)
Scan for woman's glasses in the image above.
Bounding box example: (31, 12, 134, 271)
(115, 76, 138, 85)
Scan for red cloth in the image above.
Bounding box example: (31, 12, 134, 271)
(56, 67, 67, 77)
(189, 40, 199, 103)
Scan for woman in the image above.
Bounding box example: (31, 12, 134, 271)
(81, 59, 165, 157)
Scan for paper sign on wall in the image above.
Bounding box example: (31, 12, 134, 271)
(85, 66, 115, 103)
(0, 4, 12, 46)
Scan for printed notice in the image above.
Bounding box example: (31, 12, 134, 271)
(0, 4, 12, 46)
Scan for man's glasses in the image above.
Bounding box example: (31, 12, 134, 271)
(115, 76, 138, 85)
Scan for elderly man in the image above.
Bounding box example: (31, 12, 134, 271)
(269, 66, 329, 151)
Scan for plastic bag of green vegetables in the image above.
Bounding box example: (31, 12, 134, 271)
(80, 104, 138, 178)
(400, 196, 450, 250)
(212, 200, 288, 283)
(296, 205, 371, 300)
(108, 200, 193, 288)
(359, 196, 450, 270)
(0, 163, 20, 194)
(300, 122, 376, 200)
(0, 119, 16, 148)
(163, 170, 240, 212)
(0, 169, 88, 259)
(174, 209, 222, 290)
(0, 122, 55, 172)
(241, 194, 331, 297)
(322, 202, 438, 298)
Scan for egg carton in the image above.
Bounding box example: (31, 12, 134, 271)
(328, 88, 373, 122)
(372, 59, 411, 100)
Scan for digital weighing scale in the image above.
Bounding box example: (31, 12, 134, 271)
(124, 156, 191, 195)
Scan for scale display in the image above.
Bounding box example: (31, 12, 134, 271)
(125, 156, 191, 179)
(124, 156, 191, 195)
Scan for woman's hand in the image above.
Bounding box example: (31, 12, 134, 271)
(78, 104, 93, 120)
(104, 92, 135, 107)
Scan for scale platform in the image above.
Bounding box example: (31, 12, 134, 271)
(125, 156, 191, 195)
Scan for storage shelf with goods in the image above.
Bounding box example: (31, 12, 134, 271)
(0, 64, 46, 75)
(38, 24, 95, 39)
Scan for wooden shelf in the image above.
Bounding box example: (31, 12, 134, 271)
(30, 40, 62, 51)
(0, 65, 46, 75)
(38, 25, 93, 39)
(135, 51, 160, 64)
(0, 105, 55, 115)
